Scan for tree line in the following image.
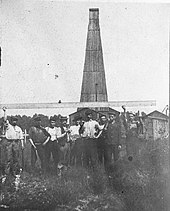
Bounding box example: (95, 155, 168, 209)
(0, 114, 62, 132)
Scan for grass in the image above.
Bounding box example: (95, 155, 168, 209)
(1, 168, 89, 210)
(109, 137, 170, 211)
(0, 137, 169, 211)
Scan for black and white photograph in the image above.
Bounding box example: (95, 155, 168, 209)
(0, 0, 169, 210)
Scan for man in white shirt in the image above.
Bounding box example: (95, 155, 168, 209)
(69, 116, 83, 166)
(5, 116, 24, 176)
(69, 118, 81, 142)
(59, 116, 71, 167)
(45, 117, 66, 174)
(81, 110, 101, 169)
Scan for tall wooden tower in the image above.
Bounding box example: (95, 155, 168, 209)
(80, 8, 108, 111)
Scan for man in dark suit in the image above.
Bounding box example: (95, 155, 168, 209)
(29, 116, 51, 173)
(105, 112, 121, 173)
(96, 114, 108, 165)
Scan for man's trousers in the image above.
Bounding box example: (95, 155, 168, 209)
(83, 138, 97, 169)
(97, 140, 119, 173)
(45, 140, 60, 173)
(70, 138, 84, 166)
(31, 144, 47, 173)
(0, 138, 22, 176)
(59, 142, 70, 166)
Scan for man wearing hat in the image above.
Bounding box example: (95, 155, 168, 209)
(69, 116, 83, 166)
(125, 112, 140, 161)
(4, 116, 24, 176)
(95, 114, 108, 165)
(58, 116, 71, 167)
(29, 116, 51, 173)
(105, 113, 121, 173)
(45, 116, 66, 174)
(81, 110, 101, 169)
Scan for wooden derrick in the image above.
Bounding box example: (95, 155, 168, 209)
(80, 8, 108, 104)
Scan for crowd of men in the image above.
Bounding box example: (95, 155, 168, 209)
(0, 109, 143, 180)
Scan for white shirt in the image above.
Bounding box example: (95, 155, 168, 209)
(100, 124, 105, 130)
(69, 125, 80, 141)
(129, 122, 137, 129)
(5, 124, 23, 140)
(46, 126, 62, 141)
(81, 120, 100, 138)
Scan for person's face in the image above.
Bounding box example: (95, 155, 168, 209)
(101, 116, 107, 123)
(87, 114, 92, 120)
(34, 120, 41, 127)
(56, 122, 60, 127)
(62, 120, 67, 126)
(109, 114, 116, 122)
(130, 116, 135, 122)
(11, 120, 17, 126)
(50, 121, 56, 127)
(76, 120, 80, 126)
(4, 120, 9, 127)
(80, 120, 84, 125)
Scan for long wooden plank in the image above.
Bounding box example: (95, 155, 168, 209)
(0, 100, 156, 109)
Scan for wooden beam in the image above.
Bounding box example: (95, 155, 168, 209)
(147, 116, 169, 121)
(0, 100, 156, 110)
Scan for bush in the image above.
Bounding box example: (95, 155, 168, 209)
(109, 137, 170, 211)
(0, 167, 92, 210)
(1, 138, 169, 211)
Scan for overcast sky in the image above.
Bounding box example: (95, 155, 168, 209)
(1, 1, 169, 117)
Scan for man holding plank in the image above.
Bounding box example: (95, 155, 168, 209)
(28, 116, 51, 174)
(5, 116, 24, 176)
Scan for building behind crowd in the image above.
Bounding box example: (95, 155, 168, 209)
(142, 110, 169, 140)
(69, 107, 120, 125)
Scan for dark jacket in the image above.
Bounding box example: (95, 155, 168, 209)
(106, 121, 121, 145)
(29, 126, 49, 144)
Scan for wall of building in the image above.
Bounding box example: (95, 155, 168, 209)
(153, 119, 169, 140)
(143, 117, 169, 140)
(143, 118, 153, 140)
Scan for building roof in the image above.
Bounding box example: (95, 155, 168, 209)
(143, 110, 169, 120)
(69, 107, 120, 117)
(69, 108, 101, 117)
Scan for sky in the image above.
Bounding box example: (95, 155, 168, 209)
(1, 0, 169, 117)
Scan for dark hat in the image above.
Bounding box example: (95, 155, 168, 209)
(60, 116, 68, 121)
(108, 112, 116, 116)
(11, 116, 18, 121)
(49, 116, 56, 122)
(85, 109, 92, 116)
(99, 113, 107, 118)
(34, 116, 41, 121)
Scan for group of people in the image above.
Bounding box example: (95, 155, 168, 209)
(0, 110, 123, 178)
(28, 110, 121, 175)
